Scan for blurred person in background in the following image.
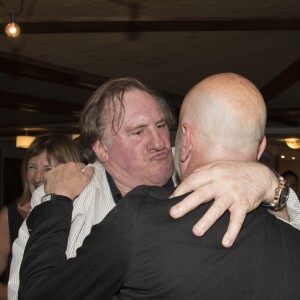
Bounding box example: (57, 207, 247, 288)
(0, 133, 81, 300)
(282, 170, 299, 198)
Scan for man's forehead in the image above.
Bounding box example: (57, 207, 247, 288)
(105, 88, 166, 132)
(123, 88, 154, 102)
(123, 89, 164, 113)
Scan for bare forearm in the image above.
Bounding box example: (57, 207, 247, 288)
(0, 282, 8, 300)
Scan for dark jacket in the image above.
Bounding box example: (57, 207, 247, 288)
(19, 186, 300, 300)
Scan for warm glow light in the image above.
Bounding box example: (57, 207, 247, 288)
(285, 138, 300, 149)
(5, 22, 20, 38)
(292, 157, 296, 160)
(16, 136, 35, 149)
(281, 155, 285, 159)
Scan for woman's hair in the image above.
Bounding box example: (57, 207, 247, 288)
(20, 133, 82, 204)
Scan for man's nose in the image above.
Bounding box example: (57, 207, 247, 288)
(149, 129, 166, 150)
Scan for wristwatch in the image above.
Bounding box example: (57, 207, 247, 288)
(41, 193, 72, 203)
(263, 175, 289, 211)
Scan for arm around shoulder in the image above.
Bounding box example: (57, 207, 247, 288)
(19, 198, 132, 300)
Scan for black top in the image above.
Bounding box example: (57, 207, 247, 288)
(0, 201, 24, 284)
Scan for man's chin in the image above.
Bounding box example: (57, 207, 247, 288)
(149, 167, 174, 186)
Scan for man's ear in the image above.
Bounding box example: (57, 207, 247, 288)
(92, 140, 108, 163)
(257, 136, 267, 161)
(181, 122, 192, 163)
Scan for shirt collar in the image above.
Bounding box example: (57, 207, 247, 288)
(106, 171, 175, 204)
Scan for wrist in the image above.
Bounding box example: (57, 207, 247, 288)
(263, 168, 280, 204)
(44, 187, 76, 200)
(262, 169, 289, 211)
(41, 194, 72, 203)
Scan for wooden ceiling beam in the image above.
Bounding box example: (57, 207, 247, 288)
(0, 51, 183, 108)
(0, 51, 106, 90)
(1, 18, 300, 34)
(268, 107, 300, 118)
(0, 123, 79, 137)
(0, 90, 83, 117)
(260, 58, 300, 103)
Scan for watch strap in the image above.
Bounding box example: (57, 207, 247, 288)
(41, 193, 72, 203)
(262, 174, 289, 211)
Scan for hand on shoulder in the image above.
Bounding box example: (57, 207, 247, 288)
(44, 162, 95, 200)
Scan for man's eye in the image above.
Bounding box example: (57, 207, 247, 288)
(157, 123, 167, 129)
(133, 131, 142, 136)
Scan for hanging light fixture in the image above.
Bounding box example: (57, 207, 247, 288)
(285, 138, 300, 150)
(0, 0, 24, 38)
(5, 12, 20, 38)
(16, 131, 35, 149)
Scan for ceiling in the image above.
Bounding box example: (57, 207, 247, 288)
(0, 0, 299, 154)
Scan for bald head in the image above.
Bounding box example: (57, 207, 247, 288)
(175, 73, 267, 179)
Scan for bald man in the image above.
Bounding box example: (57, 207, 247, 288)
(19, 73, 300, 300)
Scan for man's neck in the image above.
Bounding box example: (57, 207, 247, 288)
(106, 171, 175, 199)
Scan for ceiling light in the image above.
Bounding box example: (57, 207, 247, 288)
(281, 155, 285, 159)
(285, 138, 300, 149)
(0, 0, 24, 38)
(16, 133, 35, 149)
(5, 13, 20, 38)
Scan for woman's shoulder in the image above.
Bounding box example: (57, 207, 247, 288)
(0, 206, 8, 220)
(0, 206, 9, 234)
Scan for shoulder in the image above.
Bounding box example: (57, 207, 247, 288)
(116, 186, 186, 224)
(125, 185, 172, 201)
(274, 215, 300, 239)
(254, 206, 300, 248)
(0, 206, 9, 241)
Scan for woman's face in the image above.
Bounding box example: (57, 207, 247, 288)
(26, 150, 57, 194)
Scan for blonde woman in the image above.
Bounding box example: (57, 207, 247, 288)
(0, 133, 81, 300)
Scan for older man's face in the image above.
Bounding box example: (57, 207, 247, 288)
(103, 89, 174, 192)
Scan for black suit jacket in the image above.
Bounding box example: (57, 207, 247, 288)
(19, 186, 300, 300)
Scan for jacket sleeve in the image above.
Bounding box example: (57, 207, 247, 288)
(19, 199, 132, 300)
(8, 185, 46, 300)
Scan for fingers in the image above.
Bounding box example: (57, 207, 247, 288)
(76, 162, 87, 171)
(82, 165, 95, 179)
(170, 185, 214, 218)
(221, 209, 246, 248)
(44, 162, 93, 199)
(170, 164, 214, 198)
(169, 160, 266, 248)
(190, 198, 247, 248)
(170, 193, 203, 218)
(191, 196, 231, 237)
